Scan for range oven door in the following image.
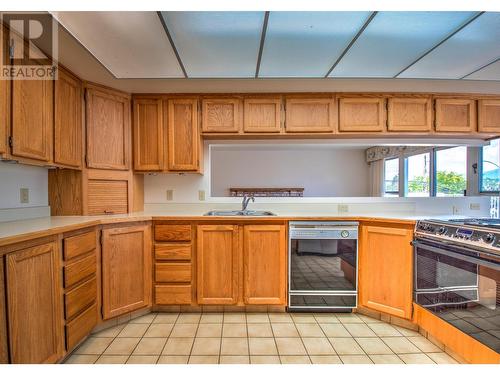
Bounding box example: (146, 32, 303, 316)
(413, 238, 500, 353)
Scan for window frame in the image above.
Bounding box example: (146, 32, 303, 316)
(479, 140, 500, 195)
(383, 157, 400, 197)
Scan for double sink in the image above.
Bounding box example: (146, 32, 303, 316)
(204, 210, 275, 216)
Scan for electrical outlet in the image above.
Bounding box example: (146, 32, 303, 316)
(452, 205, 460, 215)
(198, 190, 206, 201)
(469, 203, 481, 211)
(338, 204, 349, 213)
(20, 188, 29, 204)
(166, 190, 173, 201)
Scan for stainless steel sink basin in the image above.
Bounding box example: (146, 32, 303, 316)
(204, 210, 276, 216)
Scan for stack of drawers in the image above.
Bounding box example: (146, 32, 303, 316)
(62, 230, 98, 351)
(154, 224, 193, 305)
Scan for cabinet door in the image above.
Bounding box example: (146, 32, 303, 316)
(387, 97, 432, 132)
(359, 225, 413, 319)
(12, 79, 53, 161)
(133, 98, 164, 171)
(54, 69, 83, 168)
(102, 225, 152, 319)
(197, 225, 239, 305)
(244, 98, 282, 133)
(478, 99, 500, 133)
(86, 88, 131, 170)
(435, 98, 476, 133)
(243, 225, 286, 305)
(0, 76, 9, 156)
(6, 241, 64, 363)
(285, 98, 336, 132)
(167, 99, 200, 171)
(339, 97, 385, 132)
(202, 98, 240, 133)
(0, 257, 8, 363)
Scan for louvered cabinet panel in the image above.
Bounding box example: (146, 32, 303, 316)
(87, 180, 128, 215)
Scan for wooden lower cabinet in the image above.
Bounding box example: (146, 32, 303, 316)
(101, 224, 152, 319)
(5, 241, 64, 364)
(0, 258, 8, 363)
(359, 224, 413, 319)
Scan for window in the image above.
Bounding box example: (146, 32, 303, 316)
(384, 158, 399, 196)
(436, 146, 467, 196)
(405, 153, 430, 197)
(480, 139, 500, 193)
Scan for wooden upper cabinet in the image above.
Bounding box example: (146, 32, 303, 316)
(12, 79, 53, 162)
(101, 225, 152, 319)
(202, 98, 240, 133)
(6, 241, 64, 363)
(54, 68, 83, 168)
(339, 97, 386, 132)
(133, 98, 164, 171)
(387, 97, 432, 132)
(197, 225, 239, 305)
(359, 224, 413, 319)
(285, 97, 336, 132)
(167, 99, 200, 172)
(243, 225, 286, 305)
(0, 76, 9, 156)
(478, 99, 500, 133)
(86, 87, 131, 170)
(243, 98, 282, 133)
(435, 98, 476, 133)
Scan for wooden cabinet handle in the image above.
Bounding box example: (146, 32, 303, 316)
(104, 210, 114, 215)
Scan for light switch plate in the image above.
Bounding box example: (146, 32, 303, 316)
(20, 188, 29, 204)
(198, 190, 206, 201)
(166, 190, 173, 201)
(469, 203, 481, 210)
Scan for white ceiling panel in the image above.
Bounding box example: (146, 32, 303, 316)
(464, 58, 500, 80)
(161, 11, 264, 77)
(259, 11, 371, 77)
(51, 11, 184, 78)
(399, 12, 500, 79)
(330, 11, 476, 78)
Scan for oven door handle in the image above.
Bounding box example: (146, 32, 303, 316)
(412, 240, 500, 271)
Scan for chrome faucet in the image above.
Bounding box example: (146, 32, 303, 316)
(241, 194, 255, 211)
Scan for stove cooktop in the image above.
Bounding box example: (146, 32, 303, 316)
(446, 218, 500, 229)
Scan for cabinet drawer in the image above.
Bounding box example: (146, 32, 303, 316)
(155, 243, 191, 260)
(64, 253, 97, 289)
(87, 179, 128, 215)
(65, 303, 97, 351)
(155, 263, 191, 283)
(64, 231, 96, 261)
(65, 277, 97, 320)
(155, 224, 192, 242)
(155, 285, 192, 305)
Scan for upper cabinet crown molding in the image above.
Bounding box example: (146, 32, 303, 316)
(387, 97, 432, 133)
(478, 99, 500, 134)
(285, 97, 336, 133)
(339, 97, 386, 132)
(201, 98, 241, 133)
(243, 97, 282, 133)
(434, 98, 477, 133)
(133, 98, 164, 171)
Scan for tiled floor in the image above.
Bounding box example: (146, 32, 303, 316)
(65, 312, 459, 364)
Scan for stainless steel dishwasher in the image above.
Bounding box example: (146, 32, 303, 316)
(288, 221, 359, 311)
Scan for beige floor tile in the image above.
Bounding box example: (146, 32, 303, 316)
(408, 336, 442, 353)
(280, 356, 311, 364)
(310, 355, 342, 364)
(224, 313, 246, 323)
(223, 323, 247, 337)
(132, 337, 167, 355)
(220, 355, 250, 364)
(64, 354, 99, 364)
(153, 313, 179, 324)
(314, 314, 340, 323)
(191, 337, 221, 356)
(250, 355, 280, 364)
(302, 337, 335, 355)
(157, 355, 189, 364)
(248, 323, 273, 337)
(162, 337, 194, 355)
(249, 338, 278, 355)
(126, 355, 159, 364)
(355, 338, 393, 355)
(118, 323, 149, 338)
(130, 314, 156, 324)
(275, 337, 307, 355)
(358, 315, 382, 324)
(197, 323, 222, 337)
(328, 337, 364, 355)
(337, 314, 363, 323)
(320, 323, 351, 337)
(427, 352, 459, 364)
(340, 355, 373, 364)
(269, 313, 293, 323)
(170, 323, 198, 337)
(176, 313, 201, 324)
(395, 326, 420, 337)
(399, 353, 435, 364)
(367, 323, 402, 337)
(295, 323, 325, 337)
(144, 323, 174, 338)
(188, 355, 219, 364)
(343, 323, 377, 337)
(271, 323, 299, 337)
(200, 314, 223, 324)
(221, 338, 249, 355)
(246, 313, 270, 323)
(291, 313, 316, 323)
(370, 354, 404, 364)
(96, 355, 129, 364)
(382, 337, 421, 354)
(103, 337, 140, 355)
(92, 324, 125, 338)
(75, 337, 113, 355)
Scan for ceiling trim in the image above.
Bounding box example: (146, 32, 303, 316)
(157, 11, 188, 78)
(324, 11, 378, 78)
(255, 11, 270, 78)
(460, 56, 500, 79)
(393, 11, 485, 78)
